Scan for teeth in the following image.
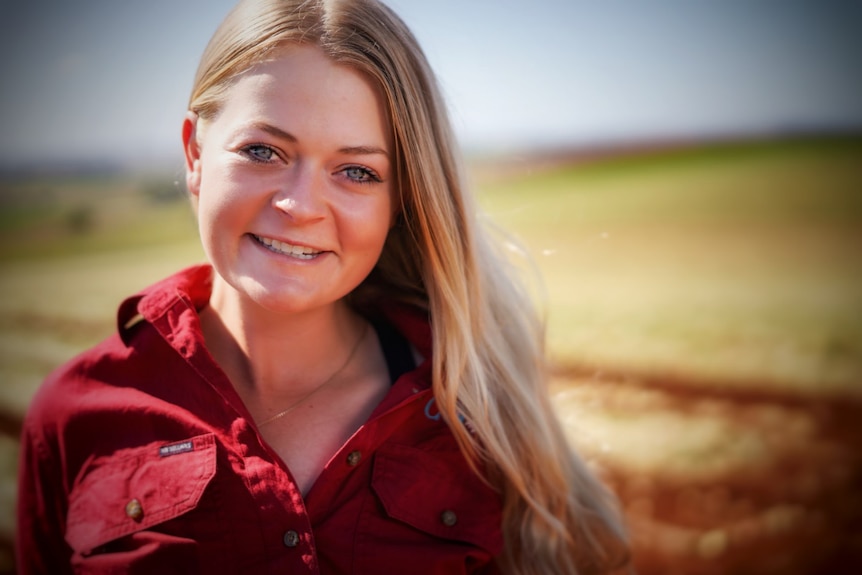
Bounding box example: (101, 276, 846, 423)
(255, 235, 320, 260)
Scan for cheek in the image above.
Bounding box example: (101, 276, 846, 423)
(193, 178, 251, 262)
(197, 168, 249, 224)
(369, 194, 397, 247)
(343, 196, 394, 255)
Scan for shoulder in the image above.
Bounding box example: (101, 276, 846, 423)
(24, 333, 128, 432)
(23, 264, 213, 440)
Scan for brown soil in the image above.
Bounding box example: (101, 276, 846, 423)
(556, 367, 862, 575)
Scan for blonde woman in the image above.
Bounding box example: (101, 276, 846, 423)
(17, 0, 629, 573)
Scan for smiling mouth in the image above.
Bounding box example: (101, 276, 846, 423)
(252, 234, 322, 260)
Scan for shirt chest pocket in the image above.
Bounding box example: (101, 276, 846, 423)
(359, 442, 503, 574)
(65, 433, 219, 560)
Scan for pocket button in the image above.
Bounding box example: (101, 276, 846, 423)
(440, 510, 457, 527)
(125, 498, 144, 522)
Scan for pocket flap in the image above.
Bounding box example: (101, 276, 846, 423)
(371, 442, 502, 552)
(66, 433, 217, 555)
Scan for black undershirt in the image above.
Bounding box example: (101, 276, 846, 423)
(370, 319, 416, 384)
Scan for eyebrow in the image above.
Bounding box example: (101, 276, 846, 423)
(338, 144, 390, 158)
(255, 122, 297, 143)
(252, 122, 390, 159)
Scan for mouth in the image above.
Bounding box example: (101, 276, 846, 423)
(252, 234, 323, 260)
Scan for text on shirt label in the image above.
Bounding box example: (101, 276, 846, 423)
(159, 440, 194, 457)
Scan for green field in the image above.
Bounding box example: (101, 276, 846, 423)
(0, 136, 860, 571)
(476, 138, 862, 396)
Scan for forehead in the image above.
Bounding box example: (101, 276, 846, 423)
(212, 43, 392, 148)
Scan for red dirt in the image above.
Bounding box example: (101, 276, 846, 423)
(556, 367, 862, 575)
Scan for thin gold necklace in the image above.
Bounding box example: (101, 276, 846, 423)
(257, 323, 369, 428)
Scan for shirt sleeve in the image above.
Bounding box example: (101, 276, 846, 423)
(16, 424, 74, 575)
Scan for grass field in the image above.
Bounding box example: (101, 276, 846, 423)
(476, 137, 862, 396)
(1, 135, 860, 573)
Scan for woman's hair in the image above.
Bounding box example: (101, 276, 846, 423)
(188, 0, 629, 572)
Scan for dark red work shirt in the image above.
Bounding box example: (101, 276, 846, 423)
(17, 264, 503, 574)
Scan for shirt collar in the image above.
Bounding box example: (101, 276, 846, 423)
(116, 263, 432, 365)
(117, 264, 213, 345)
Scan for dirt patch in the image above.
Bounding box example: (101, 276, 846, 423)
(554, 367, 862, 574)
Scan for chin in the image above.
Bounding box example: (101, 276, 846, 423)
(242, 285, 316, 314)
(244, 279, 354, 316)
(214, 262, 366, 316)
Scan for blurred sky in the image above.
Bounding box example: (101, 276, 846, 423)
(1, 0, 861, 169)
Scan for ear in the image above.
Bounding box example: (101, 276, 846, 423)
(182, 111, 202, 198)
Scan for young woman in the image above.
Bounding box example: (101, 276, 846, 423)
(17, 0, 629, 573)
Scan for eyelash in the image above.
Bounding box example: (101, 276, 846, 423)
(342, 165, 382, 184)
(239, 144, 382, 184)
(241, 144, 278, 163)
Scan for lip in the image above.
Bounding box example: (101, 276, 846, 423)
(250, 233, 327, 260)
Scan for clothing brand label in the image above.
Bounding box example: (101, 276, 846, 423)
(159, 440, 194, 457)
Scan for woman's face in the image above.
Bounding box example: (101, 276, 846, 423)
(184, 43, 395, 315)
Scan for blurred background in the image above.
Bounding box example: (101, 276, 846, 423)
(1, 0, 861, 573)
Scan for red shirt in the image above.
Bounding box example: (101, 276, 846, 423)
(17, 264, 503, 574)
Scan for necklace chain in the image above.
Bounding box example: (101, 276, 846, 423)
(257, 323, 369, 428)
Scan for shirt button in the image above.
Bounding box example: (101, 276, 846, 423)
(125, 499, 144, 522)
(283, 530, 300, 548)
(440, 510, 458, 527)
(346, 450, 362, 466)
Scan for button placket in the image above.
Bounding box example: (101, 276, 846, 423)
(346, 450, 362, 466)
(283, 530, 300, 548)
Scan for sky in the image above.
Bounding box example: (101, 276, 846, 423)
(1, 0, 861, 169)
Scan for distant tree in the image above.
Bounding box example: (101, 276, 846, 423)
(141, 179, 183, 204)
(65, 204, 95, 234)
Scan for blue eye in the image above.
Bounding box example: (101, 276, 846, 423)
(243, 145, 275, 162)
(343, 166, 381, 184)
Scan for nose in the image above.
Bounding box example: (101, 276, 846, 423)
(272, 162, 327, 222)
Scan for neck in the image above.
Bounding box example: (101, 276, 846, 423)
(201, 274, 366, 397)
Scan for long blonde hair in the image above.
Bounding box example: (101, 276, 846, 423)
(189, 1, 629, 572)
